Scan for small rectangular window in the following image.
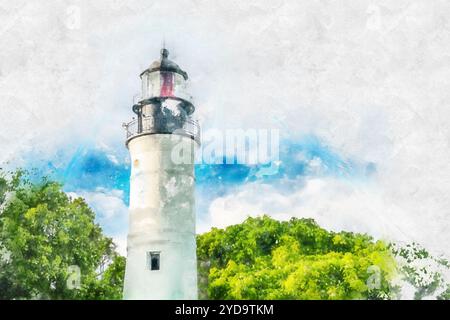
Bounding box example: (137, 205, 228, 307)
(147, 251, 160, 271)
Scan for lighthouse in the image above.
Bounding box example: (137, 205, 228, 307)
(122, 49, 200, 300)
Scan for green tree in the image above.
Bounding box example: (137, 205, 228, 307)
(0, 169, 124, 299)
(79, 255, 126, 300)
(2, 170, 448, 300)
(197, 215, 397, 300)
(391, 242, 450, 300)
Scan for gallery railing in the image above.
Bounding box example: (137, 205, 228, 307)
(123, 115, 200, 144)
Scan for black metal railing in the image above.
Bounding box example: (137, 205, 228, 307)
(123, 115, 200, 143)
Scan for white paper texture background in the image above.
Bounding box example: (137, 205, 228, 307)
(0, 1, 449, 261)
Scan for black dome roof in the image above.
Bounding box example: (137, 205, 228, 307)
(140, 49, 188, 80)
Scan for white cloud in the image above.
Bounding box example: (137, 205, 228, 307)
(202, 176, 450, 257)
(110, 233, 128, 258)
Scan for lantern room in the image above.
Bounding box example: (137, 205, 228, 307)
(123, 48, 200, 145)
(139, 48, 194, 115)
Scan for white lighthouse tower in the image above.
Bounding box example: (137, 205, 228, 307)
(122, 49, 200, 300)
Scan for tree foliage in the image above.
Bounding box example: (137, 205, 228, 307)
(0, 169, 124, 299)
(391, 242, 450, 300)
(1, 169, 448, 300)
(197, 216, 397, 300)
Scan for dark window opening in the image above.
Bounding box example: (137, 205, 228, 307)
(149, 252, 160, 271)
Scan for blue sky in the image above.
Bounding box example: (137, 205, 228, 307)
(22, 133, 374, 255)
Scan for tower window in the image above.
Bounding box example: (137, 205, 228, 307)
(147, 251, 160, 271)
